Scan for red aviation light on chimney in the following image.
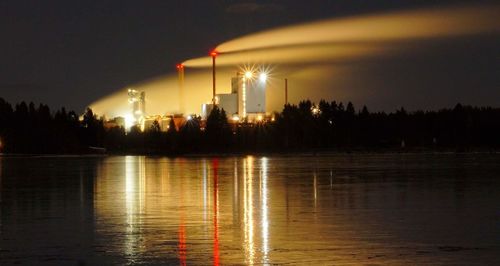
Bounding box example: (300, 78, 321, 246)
(210, 50, 218, 57)
(176, 64, 184, 70)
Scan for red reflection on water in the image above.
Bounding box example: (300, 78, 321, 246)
(213, 158, 220, 266)
(178, 219, 187, 266)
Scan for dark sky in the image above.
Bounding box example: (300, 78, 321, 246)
(0, 0, 496, 112)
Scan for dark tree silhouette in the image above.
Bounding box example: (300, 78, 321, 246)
(0, 97, 499, 154)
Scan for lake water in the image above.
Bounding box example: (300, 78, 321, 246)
(0, 154, 499, 265)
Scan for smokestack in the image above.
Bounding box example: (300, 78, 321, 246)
(210, 50, 218, 105)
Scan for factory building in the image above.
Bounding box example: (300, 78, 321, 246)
(240, 72, 266, 115)
(103, 88, 193, 133)
(201, 71, 267, 122)
(127, 88, 146, 128)
(143, 115, 186, 131)
(105, 114, 185, 132)
(107, 69, 268, 131)
(216, 93, 238, 116)
(103, 117, 125, 129)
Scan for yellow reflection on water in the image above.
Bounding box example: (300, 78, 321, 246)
(6, 155, 494, 265)
(314, 172, 318, 208)
(261, 157, 269, 263)
(212, 159, 220, 265)
(243, 156, 255, 264)
(93, 156, 297, 264)
(124, 156, 146, 257)
(94, 156, 274, 264)
(202, 159, 208, 222)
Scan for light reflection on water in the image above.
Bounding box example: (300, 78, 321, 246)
(1, 154, 500, 265)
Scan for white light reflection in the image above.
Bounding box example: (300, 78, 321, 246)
(125, 155, 135, 257)
(242, 156, 271, 264)
(124, 156, 146, 257)
(243, 156, 255, 264)
(233, 159, 239, 225)
(212, 159, 220, 265)
(261, 157, 269, 262)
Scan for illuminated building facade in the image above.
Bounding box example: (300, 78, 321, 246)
(216, 93, 238, 116)
(201, 103, 215, 120)
(127, 89, 146, 129)
(242, 72, 266, 115)
(203, 71, 267, 122)
(103, 117, 125, 129)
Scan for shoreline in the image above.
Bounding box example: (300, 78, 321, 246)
(2, 148, 500, 158)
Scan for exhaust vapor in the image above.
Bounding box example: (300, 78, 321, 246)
(89, 3, 500, 117)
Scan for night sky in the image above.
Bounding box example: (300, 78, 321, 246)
(1, 0, 498, 113)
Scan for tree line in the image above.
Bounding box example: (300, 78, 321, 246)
(0, 97, 499, 154)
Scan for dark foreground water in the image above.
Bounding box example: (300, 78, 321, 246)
(0, 154, 499, 265)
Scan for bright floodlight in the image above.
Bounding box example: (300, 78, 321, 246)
(259, 72, 267, 82)
(124, 114, 135, 130)
(245, 71, 253, 79)
(311, 106, 320, 115)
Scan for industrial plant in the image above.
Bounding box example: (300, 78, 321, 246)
(105, 54, 271, 132)
(202, 70, 267, 122)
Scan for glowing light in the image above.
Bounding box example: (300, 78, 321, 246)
(187, 115, 192, 120)
(124, 156, 146, 257)
(212, 159, 220, 266)
(210, 50, 218, 57)
(261, 157, 269, 262)
(259, 73, 267, 82)
(202, 159, 208, 221)
(124, 114, 135, 129)
(244, 71, 253, 79)
(232, 115, 240, 121)
(311, 106, 321, 115)
(176, 63, 184, 70)
(257, 115, 263, 121)
(314, 172, 317, 204)
(128, 88, 139, 103)
(242, 79, 247, 118)
(243, 157, 255, 264)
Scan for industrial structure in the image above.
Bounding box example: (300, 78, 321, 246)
(176, 63, 185, 115)
(202, 70, 267, 122)
(210, 50, 218, 104)
(127, 88, 146, 129)
(105, 64, 270, 133)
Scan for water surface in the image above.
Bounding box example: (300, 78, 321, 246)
(1, 154, 499, 265)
